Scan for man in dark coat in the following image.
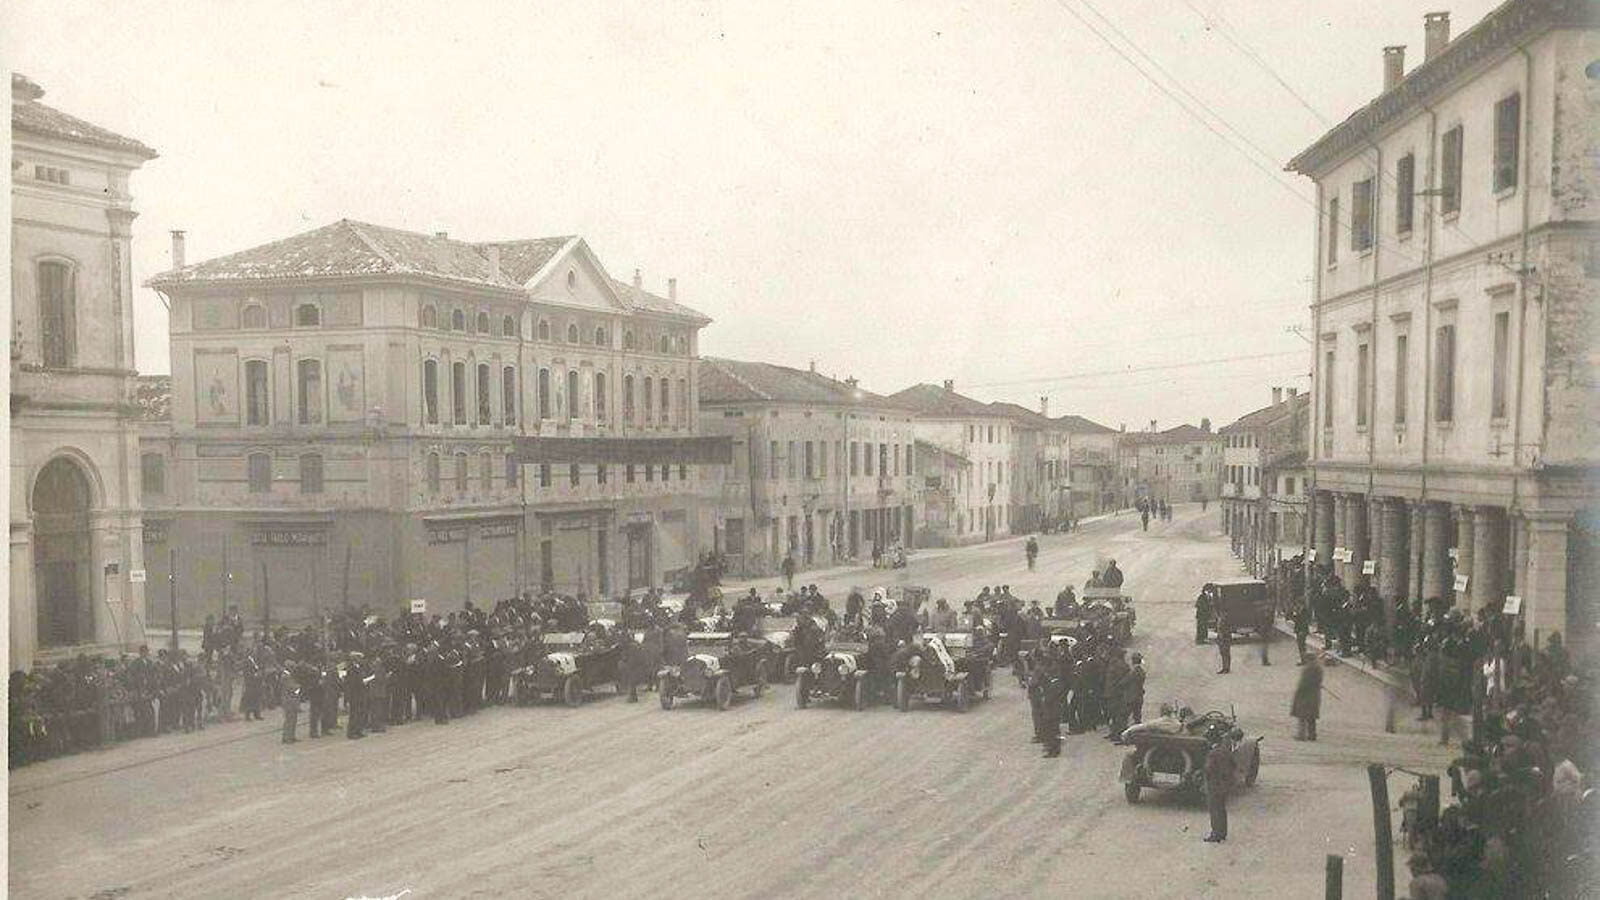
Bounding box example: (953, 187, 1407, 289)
(1195, 586, 1213, 644)
(1291, 652, 1323, 740)
(1202, 731, 1237, 842)
(1215, 610, 1232, 674)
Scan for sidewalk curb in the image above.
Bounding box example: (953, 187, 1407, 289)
(1274, 622, 1413, 695)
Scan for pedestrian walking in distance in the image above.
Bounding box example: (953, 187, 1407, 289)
(1291, 652, 1323, 741)
(1202, 731, 1236, 842)
(279, 669, 300, 744)
(1215, 611, 1232, 674)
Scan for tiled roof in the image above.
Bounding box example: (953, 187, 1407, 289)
(1122, 423, 1219, 445)
(699, 358, 905, 409)
(987, 401, 1053, 428)
(12, 74, 157, 159)
(605, 277, 711, 323)
(134, 375, 171, 421)
(486, 236, 573, 283)
(915, 438, 971, 465)
(1051, 414, 1116, 435)
(886, 383, 1012, 419)
(1219, 393, 1310, 433)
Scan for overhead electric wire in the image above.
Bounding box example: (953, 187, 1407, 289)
(965, 348, 1303, 390)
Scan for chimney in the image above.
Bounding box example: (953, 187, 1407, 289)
(1201, 417, 1212, 433)
(1383, 45, 1406, 92)
(1272, 387, 1284, 406)
(433, 230, 448, 239)
(809, 360, 817, 373)
(942, 379, 955, 392)
(633, 268, 643, 293)
(1149, 419, 1157, 432)
(1120, 423, 1127, 433)
(668, 277, 677, 302)
(1039, 396, 1050, 418)
(1424, 12, 1450, 62)
(485, 245, 501, 282)
(170, 230, 186, 269)
(845, 376, 859, 389)
(1287, 387, 1299, 399)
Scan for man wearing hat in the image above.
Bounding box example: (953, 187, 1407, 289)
(342, 652, 368, 739)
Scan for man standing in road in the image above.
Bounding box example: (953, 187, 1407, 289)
(1215, 610, 1232, 674)
(1025, 536, 1038, 571)
(1202, 730, 1236, 842)
(279, 666, 301, 744)
(780, 552, 796, 590)
(1195, 585, 1213, 644)
(1291, 652, 1323, 741)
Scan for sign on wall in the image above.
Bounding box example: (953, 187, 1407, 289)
(428, 526, 467, 544)
(1361, 559, 1376, 575)
(479, 521, 518, 539)
(1453, 573, 1471, 592)
(194, 350, 239, 424)
(328, 346, 366, 423)
(251, 529, 328, 546)
(409, 599, 428, 614)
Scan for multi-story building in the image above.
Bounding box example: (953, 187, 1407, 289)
(1118, 421, 1224, 506)
(913, 439, 973, 546)
(697, 359, 919, 575)
(10, 74, 158, 667)
(141, 219, 714, 625)
(987, 399, 1063, 533)
(1287, 2, 1598, 641)
(889, 381, 1016, 544)
(1220, 388, 1312, 574)
(1053, 414, 1122, 516)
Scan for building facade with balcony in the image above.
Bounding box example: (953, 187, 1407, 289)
(1287, 2, 1598, 642)
(141, 220, 714, 626)
(1220, 388, 1312, 574)
(889, 381, 1017, 545)
(10, 74, 159, 667)
(1118, 421, 1224, 506)
(697, 359, 919, 575)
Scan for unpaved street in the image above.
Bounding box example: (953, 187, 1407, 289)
(10, 509, 1454, 899)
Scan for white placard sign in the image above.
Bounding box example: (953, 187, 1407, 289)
(1447, 547, 1459, 561)
(1501, 595, 1522, 615)
(409, 599, 428, 614)
(1362, 560, 1376, 575)
(1453, 573, 1470, 592)
(130, 569, 147, 583)
(1306, 549, 1317, 561)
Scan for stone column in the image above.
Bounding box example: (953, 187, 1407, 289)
(1409, 501, 1426, 600)
(1470, 506, 1508, 612)
(1379, 498, 1410, 601)
(1345, 494, 1368, 586)
(1510, 514, 1529, 598)
(1314, 491, 1335, 565)
(1522, 513, 1571, 640)
(1367, 499, 1382, 571)
(1333, 494, 1349, 580)
(1421, 502, 1452, 603)
(1454, 506, 1475, 607)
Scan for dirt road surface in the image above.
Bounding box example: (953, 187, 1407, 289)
(10, 507, 1454, 899)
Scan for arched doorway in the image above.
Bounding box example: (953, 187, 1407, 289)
(33, 457, 94, 647)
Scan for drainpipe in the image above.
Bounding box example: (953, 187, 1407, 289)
(1419, 103, 1439, 545)
(1508, 44, 1535, 591)
(1306, 178, 1324, 616)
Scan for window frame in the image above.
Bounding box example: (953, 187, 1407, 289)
(36, 259, 77, 368)
(294, 302, 322, 328)
(299, 452, 324, 494)
(245, 358, 271, 426)
(296, 357, 324, 425)
(247, 452, 273, 493)
(1440, 125, 1464, 216)
(1493, 93, 1521, 194)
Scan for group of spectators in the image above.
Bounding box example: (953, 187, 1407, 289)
(1270, 555, 1594, 898)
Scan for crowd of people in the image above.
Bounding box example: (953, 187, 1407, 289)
(1268, 555, 1595, 897)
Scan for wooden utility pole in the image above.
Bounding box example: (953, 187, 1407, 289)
(261, 561, 271, 631)
(1368, 763, 1395, 900)
(168, 547, 179, 651)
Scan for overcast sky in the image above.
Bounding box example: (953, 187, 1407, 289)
(7, 0, 1501, 429)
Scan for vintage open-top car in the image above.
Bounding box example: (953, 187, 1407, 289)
(657, 632, 774, 710)
(796, 639, 876, 709)
(1080, 586, 1136, 644)
(894, 632, 990, 712)
(514, 629, 626, 707)
(757, 616, 802, 684)
(1118, 706, 1262, 803)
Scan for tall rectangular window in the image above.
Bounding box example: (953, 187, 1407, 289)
(1441, 126, 1463, 215)
(297, 359, 323, 425)
(879, 443, 888, 477)
(594, 372, 607, 421)
(477, 363, 492, 425)
(863, 442, 874, 476)
(141, 453, 166, 495)
(503, 366, 518, 425)
(37, 261, 76, 367)
(300, 453, 324, 494)
(1493, 93, 1521, 193)
(769, 440, 779, 479)
(1395, 154, 1416, 235)
(1356, 341, 1370, 427)
(455, 454, 468, 492)
(423, 360, 439, 425)
(660, 378, 670, 426)
(1326, 195, 1340, 264)
(506, 454, 519, 487)
(246, 360, 270, 425)
(248, 453, 272, 493)
(482, 452, 495, 491)
(804, 441, 814, 478)
(818, 440, 828, 477)
(1394, 334, 1408, 425)
(643, 377, 653, 424)
(623, 375, 634, 423)
(1352, 179, 1374, 252)
(1491, 311, 1510, 418)
(787, 440, 797, 478)
(567, 370, 580, 421)
(452, 361, 467, 424)
(1435, 324, 1456, 422)
(850, 441, 860, 476)
(538, 369, 551, 420)
(1323, 349, 1336, 428)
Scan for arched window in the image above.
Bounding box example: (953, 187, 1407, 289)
(245, 359, 270, 426)
(537, 368, 551, 419)
(296, 359, 323, 424)
(502, 366, 517, 425)
(476, 363, 492, 425)
(595, 326, 607, 346)
(594, 372, 607, 421)
(422, 359, 440, 424)
(677, 377, 687, 424)
(294, 303, 321, 327)
(140, 453, 166, 496)
(450, 309, 465, 331)
(420, 305, 438, 329)
(623, 374, 635, 423)
(643, 377, 654, 424)
(451, 361, 467, 424)
(566, 369, 580, 421)
(299, 453, 324, 494)
(659, 378, 670, 425)
(624, 330, 636, 350)
(480, 451, 494, 492)
(248, 453, 273, 493)
(566, 269, 577, 291)
(454, 453, 468, 492)
(476, 311, 490, 334)
(502, 315, 516, 338)
(567, 323, 579, 344)
(570, 463, 581, 487)
(659, 335, 670, 354)
(37, 260, 76, 367)
(538, 319, 550, 341)
(242, 304, 267, 329)
(426, 452, 441, 493)
(32, 458, 93, 646)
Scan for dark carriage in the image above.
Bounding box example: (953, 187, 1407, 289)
(1200, 578, 1274, 640)
(894, 632, 991, 712)
(657, 632, 774, 710)
(1118, 707, 1262, 803)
